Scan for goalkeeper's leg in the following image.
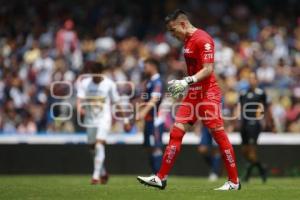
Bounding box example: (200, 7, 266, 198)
(199, 99, 240, 190)
(156, 100, 194, 181)
(156, 123, 186, 180)
(210, 126, 239, 184)
(137, 122, 187, 189)
(137, 96, 194, 189)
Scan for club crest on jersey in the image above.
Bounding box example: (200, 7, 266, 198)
(204, 43, 211, 51)
(183, 48, 193, 54)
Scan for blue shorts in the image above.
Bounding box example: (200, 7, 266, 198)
(143, 120, 163, 148)
(199, 127, 218, 147)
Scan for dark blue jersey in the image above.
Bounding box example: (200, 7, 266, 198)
(144, 74, 163, 121)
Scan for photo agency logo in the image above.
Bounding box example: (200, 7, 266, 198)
(49, 76, 265, 128)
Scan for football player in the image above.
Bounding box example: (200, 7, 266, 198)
(137, 10, 240, 190)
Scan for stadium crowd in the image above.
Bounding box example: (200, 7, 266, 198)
(0, 0, 300, 134)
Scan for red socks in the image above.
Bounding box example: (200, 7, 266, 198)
(157, 126, 185, 180)
(211, 129, 239, 184)
(157, 125, 238, 184)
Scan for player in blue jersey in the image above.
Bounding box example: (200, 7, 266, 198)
(136, 58, 164, 174)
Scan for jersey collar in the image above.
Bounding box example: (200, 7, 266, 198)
(185, 29, 198, 43)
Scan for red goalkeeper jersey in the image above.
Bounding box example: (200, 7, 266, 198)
(183, 29, 218, 91)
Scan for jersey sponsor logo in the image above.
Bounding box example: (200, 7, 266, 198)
(188, 86, 202, 91)
(183, 48, 193, 54)
(247, 92, 254, 98)
(203, 53, 213, 60)
(87, 89, 105, 96)
(87, 97, 106, 114)
(204, 43, 212, 51)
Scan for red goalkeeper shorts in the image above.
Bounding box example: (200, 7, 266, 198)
(175, 86, 224, 129)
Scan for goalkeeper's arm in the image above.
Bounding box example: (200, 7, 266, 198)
(168, 63, 213, 98)
(184, 63, 214, 85)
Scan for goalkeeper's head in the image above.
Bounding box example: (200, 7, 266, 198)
(165, 9, 194, 41)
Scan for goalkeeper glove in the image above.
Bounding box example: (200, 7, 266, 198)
(167, 76, 197, 99)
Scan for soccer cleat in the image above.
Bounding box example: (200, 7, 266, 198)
(137, 175, 167, 190)
(214, 181, 241, 191)
(91, 174, 109, 185)
(100, 173, 109, 184)
(90, 179, 101, 185)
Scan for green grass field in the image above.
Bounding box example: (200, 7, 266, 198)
(0, 175, 300, 200)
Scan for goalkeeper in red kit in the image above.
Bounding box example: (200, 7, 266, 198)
(137, 9, 241, 191)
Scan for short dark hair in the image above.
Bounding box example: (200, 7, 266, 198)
(144, 58, 160, 71)
(165, 9, 189, 24)
(85, 61, 104, 74)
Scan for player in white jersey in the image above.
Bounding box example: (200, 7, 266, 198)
(76, 61, 128, 185)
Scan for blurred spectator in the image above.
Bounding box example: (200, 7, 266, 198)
(55, 19, 82, 71)
(24, 40, 41, 65)
(56, 19, 78, 56)
(32, 47, 55, 88)
(256, 61, 276, 88)
(17, 112, 37, 134)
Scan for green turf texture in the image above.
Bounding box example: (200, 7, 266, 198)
(0, 175, 299, 200)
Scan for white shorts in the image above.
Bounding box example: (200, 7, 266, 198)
(87, 127, 110, 144)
